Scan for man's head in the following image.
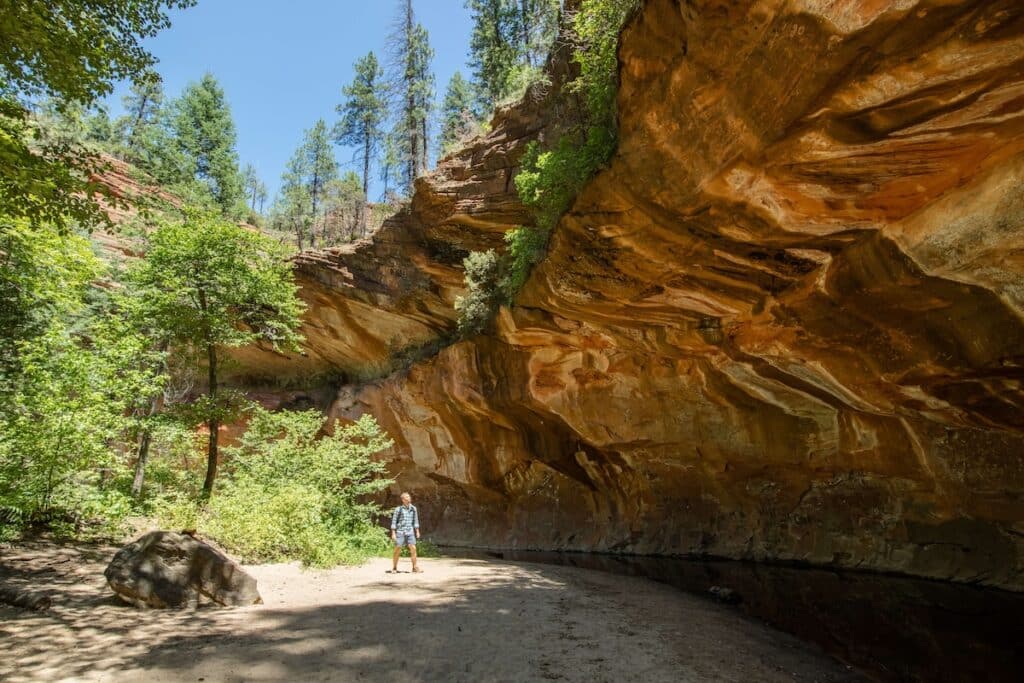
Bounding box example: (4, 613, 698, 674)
(401, 492, 412, 506)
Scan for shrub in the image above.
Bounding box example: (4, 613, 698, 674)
(455, 249, 503, 336)
(167, 409, 395, 567)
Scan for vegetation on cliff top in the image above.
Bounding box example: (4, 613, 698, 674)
(456, 0, 640, 336)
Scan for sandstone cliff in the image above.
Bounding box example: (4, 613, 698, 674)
(261, 0, 1024, 589)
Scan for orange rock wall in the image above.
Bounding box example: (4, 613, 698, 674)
(274, 0, 1024, 588)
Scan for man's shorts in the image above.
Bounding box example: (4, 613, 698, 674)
(394, 530, 417, 548)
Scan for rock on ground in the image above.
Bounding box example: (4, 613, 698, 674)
(104, 531, 261, 608)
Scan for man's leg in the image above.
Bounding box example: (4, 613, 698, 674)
(410, 542, 418, 571)
(392, 542, 401, 571)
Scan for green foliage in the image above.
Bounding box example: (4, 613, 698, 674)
(128, 211, 305, 496)
(335, 52, 387, 196)
(129, 213, 304, 355)
(439, 71, 479, 156)
(499, 223, 548, 301)
(172, 74, 245, 216)
(277, 119, 340, 250)
(0, 218, 164, 536)
(0, 101, 111, 230)
(454, 249, 503, 336)
(116, 74, 195, 186)
(388, 1, 435, 194)
(466, 0, 560, 112)
(322, 171, 368, 243)
(0, 0, 196, 105)
(572, 0, 639, 126)
(0, 0, 193, 229)
(164, 410, 394, 567)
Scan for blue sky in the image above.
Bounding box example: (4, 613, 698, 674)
(106, 1, 474, 201)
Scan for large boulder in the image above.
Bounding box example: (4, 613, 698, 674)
(104, 531, 262, 608)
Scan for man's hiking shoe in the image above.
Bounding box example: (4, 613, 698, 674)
(412, 568, 423, 573)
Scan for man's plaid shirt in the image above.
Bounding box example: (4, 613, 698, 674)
(391, 504, 419, 533)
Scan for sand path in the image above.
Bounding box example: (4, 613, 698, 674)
(0, 543, 863, 682)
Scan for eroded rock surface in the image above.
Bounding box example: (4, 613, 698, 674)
(261, 0, 1024, 589)
(105, 531, 261, 608)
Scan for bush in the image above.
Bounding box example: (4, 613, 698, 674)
(160, 409, 395, 567)
(455, 249, 503, 336)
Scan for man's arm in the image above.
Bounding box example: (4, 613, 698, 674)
(390, 507, 398, 538)
(414, 506, 420, 538)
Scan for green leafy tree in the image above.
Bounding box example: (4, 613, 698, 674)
(388, 0, 435, 193)
(127, 212, 305, 498)
(439, 71, 477, 155)
(0, 0, 194, 229)
(198, 409, 394, 566)
(0, 218, 162, 530)
(335, 52, 387, 198)
(172, 74, 245, 216)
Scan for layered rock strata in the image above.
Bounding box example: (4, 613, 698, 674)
(270, 0, 1024, 588)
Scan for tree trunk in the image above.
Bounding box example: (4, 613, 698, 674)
(127, 93, 150, 154)
(130, 429, 152, 498)
(201, 343, 219, 498)
(363, 137, 371, 234)
(521, 0, 533, 67)
(421, 118, 428, 173)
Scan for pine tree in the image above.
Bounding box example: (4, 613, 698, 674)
(172, 73, 245, 216)
(439, 72, 477, 155)
(335, 52, 387, 198)
(379, 132, 402, 202)
(242, 163, 267, 213)
(466, 0, 559, 112)
(515, 0, 561, 68)
(120, 72, 164, 156)
(388, 0, 435, 195)
(323, 171, 367, 243)
(467, 0, 517, 110)
(279, 120, 338, 249)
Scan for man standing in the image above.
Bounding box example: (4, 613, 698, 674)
(389, 492, 421, 573)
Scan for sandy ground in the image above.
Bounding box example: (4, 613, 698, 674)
(0, 542, 864, 682)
